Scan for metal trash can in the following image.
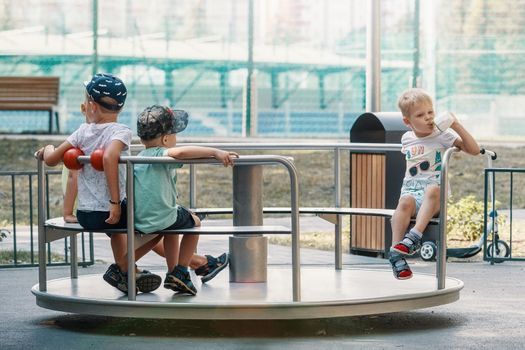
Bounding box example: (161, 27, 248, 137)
(349, 112, 409, 257)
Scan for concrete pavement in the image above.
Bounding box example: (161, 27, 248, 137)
(1, 230, 525, 349)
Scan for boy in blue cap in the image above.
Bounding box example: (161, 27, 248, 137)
(135, 105, 238, 295)
(38, 73, 163, 294)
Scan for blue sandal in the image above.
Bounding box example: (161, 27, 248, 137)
(195, 253, 229, 283)
(391, 231, 422, 256)
(389, 251, 413, 280)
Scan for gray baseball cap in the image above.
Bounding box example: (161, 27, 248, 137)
(137, 105, 188, 140)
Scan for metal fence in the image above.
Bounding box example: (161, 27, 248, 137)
(0, 142, 501, 271)
(484, 168, 525, 263)
(0, 169, 94, 268)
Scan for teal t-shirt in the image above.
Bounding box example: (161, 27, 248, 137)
(133, 147, 183, 234)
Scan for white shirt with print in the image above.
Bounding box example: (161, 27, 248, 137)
(67, 122, 132, 211)
(401, 129, 458, 184)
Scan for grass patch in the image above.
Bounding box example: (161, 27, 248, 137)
(268, 231, 350, 253)
(2, 138, 525, 254)
(0, 250, 64, 264)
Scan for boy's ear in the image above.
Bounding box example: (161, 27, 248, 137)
(402, 116, 412, 128)
(88, 100, 98, 114)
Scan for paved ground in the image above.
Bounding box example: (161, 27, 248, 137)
(2, 223, 525, 350)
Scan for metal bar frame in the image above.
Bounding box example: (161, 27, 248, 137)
(484, 167, 525, 262)
(34, 142, 497, 298)
(179, 142, 494, 287)
(37, 154, 301, 301)
(438, 148, 497, 288)
(0, 170, 94, 269)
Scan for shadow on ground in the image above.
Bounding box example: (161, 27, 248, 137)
(38, 311, 465, 338)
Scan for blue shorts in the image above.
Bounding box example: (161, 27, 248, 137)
(162, 206, 196, 231)
(77, 200, 127, 232)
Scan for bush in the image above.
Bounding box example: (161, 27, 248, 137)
(447, 195, 505, 241)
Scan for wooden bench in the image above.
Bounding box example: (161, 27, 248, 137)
(0, 76, 60, 133)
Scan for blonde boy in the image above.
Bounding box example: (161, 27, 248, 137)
(389, 88, 480, 279)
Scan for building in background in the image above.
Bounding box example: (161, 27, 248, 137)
(0, 0, 523, 140)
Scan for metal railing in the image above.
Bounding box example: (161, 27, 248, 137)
(177, 142, 496, 289)
(0, 169, 94, 268)
(180, 142, 402, 270)
(484, 167, 525, 263)
(17, 141, 496, 294)
(38, 154, 301, 301)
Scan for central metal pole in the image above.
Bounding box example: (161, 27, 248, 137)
(229, 165, 267, 282)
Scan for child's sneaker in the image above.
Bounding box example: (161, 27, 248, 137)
(164, 266, 197, 296)
(136, 268, 162, 293)
(195, 253, 229, 283)
(391, 231, 422, 256)
(389, 250, 413, 280)
(103, 263, 131, 293)
(103, 263, 161, 293)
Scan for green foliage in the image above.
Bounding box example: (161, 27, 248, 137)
(0, 250, 63, 264)
(447, 195, 505, 241)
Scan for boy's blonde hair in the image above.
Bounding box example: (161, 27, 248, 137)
(397, 88, 433, 118)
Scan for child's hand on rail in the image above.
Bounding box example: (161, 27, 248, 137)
(35, 147, 45, 160)
(214, 150, 239, 167)
(35, 145, 53, 160)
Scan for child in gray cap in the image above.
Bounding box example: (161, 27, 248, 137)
(135, 105, 238, 295)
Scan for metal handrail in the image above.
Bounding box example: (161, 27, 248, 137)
(132, 142, 401, 243)
(36, 142, 497, 295)
(58, 154, 302, 301)
(182, 142, 395, 270)
(438, 147, 496, 289)
(174, 143, 495, 289)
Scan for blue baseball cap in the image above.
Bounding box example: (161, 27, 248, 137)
(84, 73, 127, 111)
(137, 105, 189, 140)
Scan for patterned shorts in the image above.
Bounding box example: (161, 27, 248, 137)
(400, 178, 440, 213)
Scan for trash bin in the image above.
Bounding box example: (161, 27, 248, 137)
(349, 112, 409, 257)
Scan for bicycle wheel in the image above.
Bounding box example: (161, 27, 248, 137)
(486, 240, 510, 263)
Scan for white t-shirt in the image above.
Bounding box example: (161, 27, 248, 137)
(67, 122, 132, 211)
(401, 129, 458, 183)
